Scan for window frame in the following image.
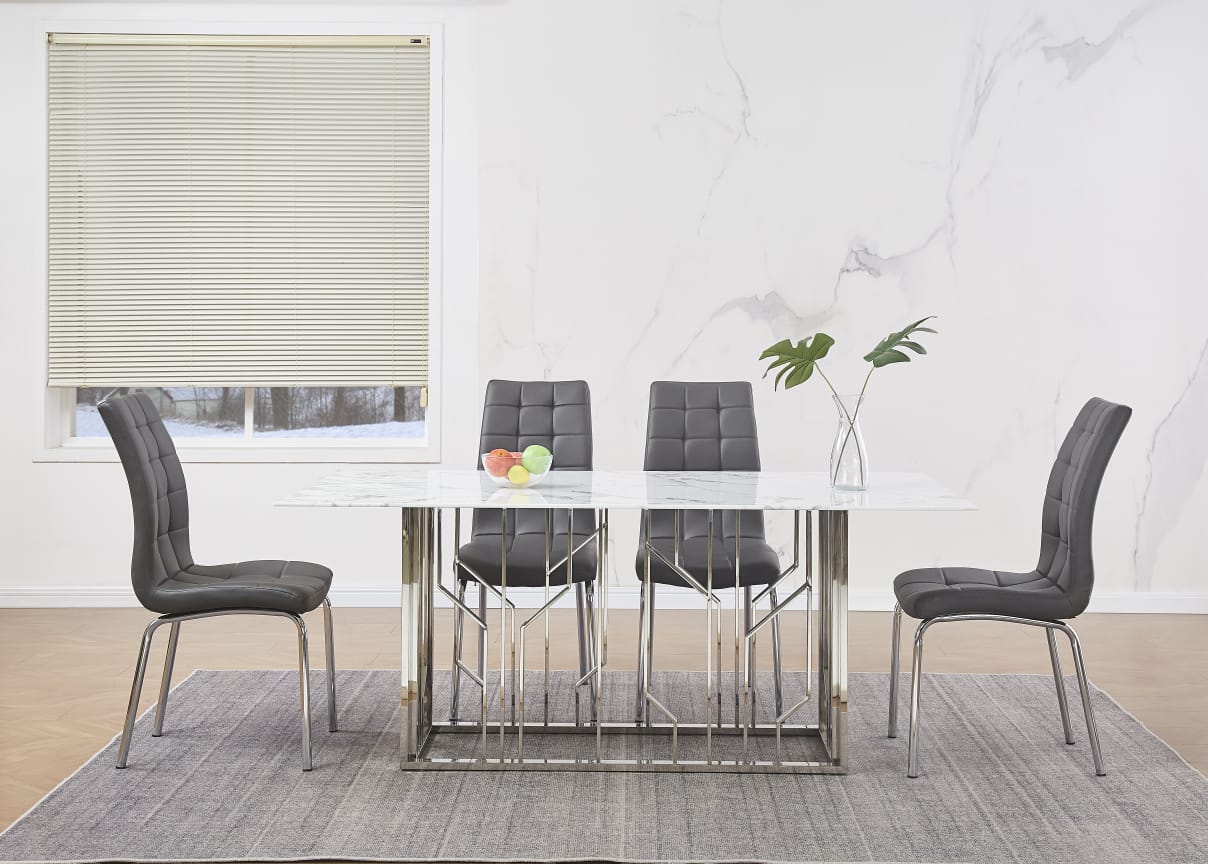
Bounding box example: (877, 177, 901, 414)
(36, 25, 445, 464)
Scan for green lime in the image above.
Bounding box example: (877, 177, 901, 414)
(521, 444, 552, 474)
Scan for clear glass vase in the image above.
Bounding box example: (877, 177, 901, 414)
(830, 394, 868, 491)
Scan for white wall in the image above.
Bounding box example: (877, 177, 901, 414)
(1, 0, 1206, 611)
(474, 0, 1208, 610)
(0, 2, 484, 606)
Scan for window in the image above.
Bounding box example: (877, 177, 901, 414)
(73, 386, 426, 440)
(47, 34, 435, 451)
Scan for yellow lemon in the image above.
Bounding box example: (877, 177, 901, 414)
(507, 464, 530, 485)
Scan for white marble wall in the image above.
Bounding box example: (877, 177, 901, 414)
(475, 0, 1208, 599)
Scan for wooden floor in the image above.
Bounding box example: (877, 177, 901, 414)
(2, 607, 1206, 833)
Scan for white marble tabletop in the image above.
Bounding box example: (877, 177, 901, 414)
(276, 468, 974, 512)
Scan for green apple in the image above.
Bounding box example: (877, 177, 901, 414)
(521, 444, 552, 474)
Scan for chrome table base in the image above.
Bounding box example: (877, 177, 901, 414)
(399, 507, 850, 774)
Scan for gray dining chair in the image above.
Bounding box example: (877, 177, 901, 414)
(99, 392, 336, 771)
(635, 381, 788, 723)
(451, 380, 598, 719)
(889, 396, 1131, 778)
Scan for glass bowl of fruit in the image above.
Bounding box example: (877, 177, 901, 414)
(482, 444, 553, 487)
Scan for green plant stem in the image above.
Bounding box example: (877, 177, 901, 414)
(832, 366, 874, 487)
(857, 367, 874, 400)
(832, 413, 864, 487)
(814, 365, 845, 412)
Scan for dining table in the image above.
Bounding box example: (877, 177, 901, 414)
(277, 468, 973, 774)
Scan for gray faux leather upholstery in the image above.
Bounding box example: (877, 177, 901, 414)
(635, 382, 781, 589)
(457, 381, 596, 587)
(99, 393, 333, 615)
(894, 397, 1131, 621)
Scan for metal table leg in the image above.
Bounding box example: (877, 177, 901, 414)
(499, 508, 509, 755)
(401, 506, 436, 765)
(400, 508, 412, 766)
(817, 509, 849, 770)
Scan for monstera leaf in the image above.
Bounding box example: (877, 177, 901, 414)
(862, 316, 937, 368)
(760, 333, 836, 390)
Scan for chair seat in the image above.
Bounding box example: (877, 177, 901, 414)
(457, 533, 598, 588)
(894, 566, 1082, 622)
(147, 560, 333, 616)
(635, 536, 781, 590)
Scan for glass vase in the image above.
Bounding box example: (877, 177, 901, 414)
(830, 394, 868, 491)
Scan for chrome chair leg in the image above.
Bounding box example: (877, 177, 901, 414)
(584, 581, 598, 720)
(292, 614, 314, 772)
(806, 581, 814, 698)
(119, 608, 325, 772)
(1059, 622, 1106, 776)
(647, 582, 656, 684)
(575, 583, 589, 682)
(1046, 626, 1074, 745)
(477, 583, 487, 682)
(634, 577, 647, 723)
(744, 586, 754, 717)
(151, 620, 180, 737)
(713, 579, 722, 728)
(116, 618, 163, 768)
(888, 602, 902, 738)
(906, 619, 930, 778)
(894, 613, 1104, 778)
(769, 586, 783, 717)
(451, 580, 466, 720)
(323, 597, 337, 733)
(646, 583, 657, 728)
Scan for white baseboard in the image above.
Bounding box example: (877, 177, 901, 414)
(2, 585, 1207, 613)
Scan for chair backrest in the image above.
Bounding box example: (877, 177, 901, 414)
(645, 381, 761, 471)
(98, 392, 193, 608)
(473, 380, 594, 538)
(477, 380, 593, 469)
(643, 381, 764, 541)
(1038, 397, 1131, 614)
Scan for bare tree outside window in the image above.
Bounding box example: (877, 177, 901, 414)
(74, 388, 245, 438)
(253, 387, 425, 439)
(72, 386, 426, 440)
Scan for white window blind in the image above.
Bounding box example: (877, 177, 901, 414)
(47, 34, 431, 387)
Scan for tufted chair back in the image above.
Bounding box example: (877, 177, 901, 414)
(1036, 397, 1131, 615)
(473, 380, 595, 541)
(98, 392, 194, 610)
(643, 381, 765, 542)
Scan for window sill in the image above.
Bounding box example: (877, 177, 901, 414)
(35, 439, 441, 464)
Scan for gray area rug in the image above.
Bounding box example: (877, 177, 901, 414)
(1, 669, 1205, 864)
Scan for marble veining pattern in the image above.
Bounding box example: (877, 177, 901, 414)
(474, 0, 1208, 595)
(278, 469, 973, 512)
